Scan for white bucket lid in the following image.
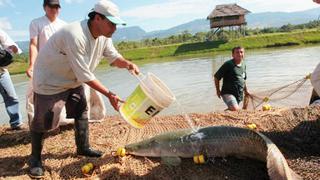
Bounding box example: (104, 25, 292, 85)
(140, 73, 176, 108)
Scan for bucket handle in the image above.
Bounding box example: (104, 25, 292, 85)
(133, 72, 146, 83)
(133, 72, 154, 94)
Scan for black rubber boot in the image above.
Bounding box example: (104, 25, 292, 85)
(28, 131, 44, 179)
(75, 118, 102, 157)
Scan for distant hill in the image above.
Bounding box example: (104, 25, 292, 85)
(113, 26, 146, 41)
(143, 19, 210, 39)
(17, 7, 320, 50)
(16, 41, 29, 53)
(112, 7, 320, 42)
(246, 7, 320, 28)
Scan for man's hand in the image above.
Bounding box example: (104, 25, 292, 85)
(106, 91, 125, 111)
(26, 66, 33, 78)
(314, 0, 320, 4)
(7, 45, 18, 54)
(216, 90, 221, 99)
(127, 63, 140, 75)
(111, 57, 140, 75)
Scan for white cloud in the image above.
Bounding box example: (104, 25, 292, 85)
(0, 17, 27, 41)
(0, 0, 14, 7)
(122, 0, 319, 20)
(7, 30, 29, 41)
(122, 0, 214, 19)
(0, 17, 12, 30)
(237, 0, 319, 13)
(65, 0, 85, 4)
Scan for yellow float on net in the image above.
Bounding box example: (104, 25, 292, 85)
(263, 97, 270, 102)
(305, 73, 311, 80)
(193, 155, 205, 164)
(81, 163, 94, 174)
(262, 104, 272, 111)
(116, 147, 126, 157)
(247, 123, 257, 130)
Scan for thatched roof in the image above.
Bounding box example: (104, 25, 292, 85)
(207, 4, 250, 19)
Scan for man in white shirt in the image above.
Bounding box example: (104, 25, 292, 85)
(0, 29, 23, 130)
(27, 0, 107, 127)
(28, 0, 140, 178)
(27, 0, 66, 77)
(26, 0, 68, 126)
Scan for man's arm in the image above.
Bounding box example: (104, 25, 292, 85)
(85, 79, 124, 111)
(244, 82, 249, 95)
(214, 77, 221, 99)
(27, 38, 38, 78)
(110, 57, 139, 75)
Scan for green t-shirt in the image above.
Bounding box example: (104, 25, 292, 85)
(214, 59, 247, 102)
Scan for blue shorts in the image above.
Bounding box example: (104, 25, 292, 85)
(222, 94, 239, 109)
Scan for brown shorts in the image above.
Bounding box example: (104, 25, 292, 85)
(31, 86, 88, 132)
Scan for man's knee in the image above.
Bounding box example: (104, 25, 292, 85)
(66, 93, 88, 119)
(228, 104, 240, 111)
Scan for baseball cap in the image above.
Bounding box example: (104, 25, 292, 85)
(43, 0, 60, 7)
(93, 0, 126, 25)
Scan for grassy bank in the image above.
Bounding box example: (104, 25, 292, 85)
(8, 29, 320, 75)
(120, 29, 320, 60)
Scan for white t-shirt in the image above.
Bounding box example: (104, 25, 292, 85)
(311, 63, 320, 95)
(33, 20, 122, 95)
(29, 16, 66, 50)
(0, 28, 22, 72)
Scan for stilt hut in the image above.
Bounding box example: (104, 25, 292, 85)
(207, 4, 250, 35)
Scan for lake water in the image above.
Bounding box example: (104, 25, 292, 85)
(0, 45, 319, 125)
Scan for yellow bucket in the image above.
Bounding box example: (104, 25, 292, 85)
(119, 73, 175, 128)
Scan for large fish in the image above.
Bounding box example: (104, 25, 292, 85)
(125, 126, 301, 180)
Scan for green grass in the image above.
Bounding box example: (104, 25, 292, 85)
(7, 29, 320, 75)
(120, 29, 320, 60)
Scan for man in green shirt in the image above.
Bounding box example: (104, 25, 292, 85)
(214, 46, 248, 111)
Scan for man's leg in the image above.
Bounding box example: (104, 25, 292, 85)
(29, 91, 68, 178)
(222, 94, 240, 111)
(28, 131, 44, 178)
(0, 70, 22, 129)
(66, 86, 102, 157)
(309, 89, 320, 105)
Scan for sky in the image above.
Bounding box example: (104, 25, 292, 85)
(0, 0, 319, 41)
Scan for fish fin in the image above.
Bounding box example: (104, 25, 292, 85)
(258, 132, 302, 180)
(161, 156, 182, 166)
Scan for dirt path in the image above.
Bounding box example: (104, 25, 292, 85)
(0, 106, 319, 179)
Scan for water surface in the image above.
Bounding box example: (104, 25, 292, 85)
(0, 45, 318, 125)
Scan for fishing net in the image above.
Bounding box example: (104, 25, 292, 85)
(243, 74, 313, 110)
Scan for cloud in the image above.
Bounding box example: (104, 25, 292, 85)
(0, 17, 12, 30)
(122, 0, 214, 20)
(0, 17, 28, 41)
(0, 0, 14, 7)
(122, 0, 319, 21)
(7, 30, 29, 41)
(237, 0, 318, 13)
(65, 0, 85, 4)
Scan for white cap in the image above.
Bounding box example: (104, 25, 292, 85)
(93, 0, 126, 25)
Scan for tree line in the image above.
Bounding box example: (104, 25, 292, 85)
(116, 20, 320, 50)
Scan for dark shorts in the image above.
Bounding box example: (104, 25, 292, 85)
(222, 94, 239, 109)
(31, 86, 88, 132)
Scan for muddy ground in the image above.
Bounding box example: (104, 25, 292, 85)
(0, 106, 319, 180)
